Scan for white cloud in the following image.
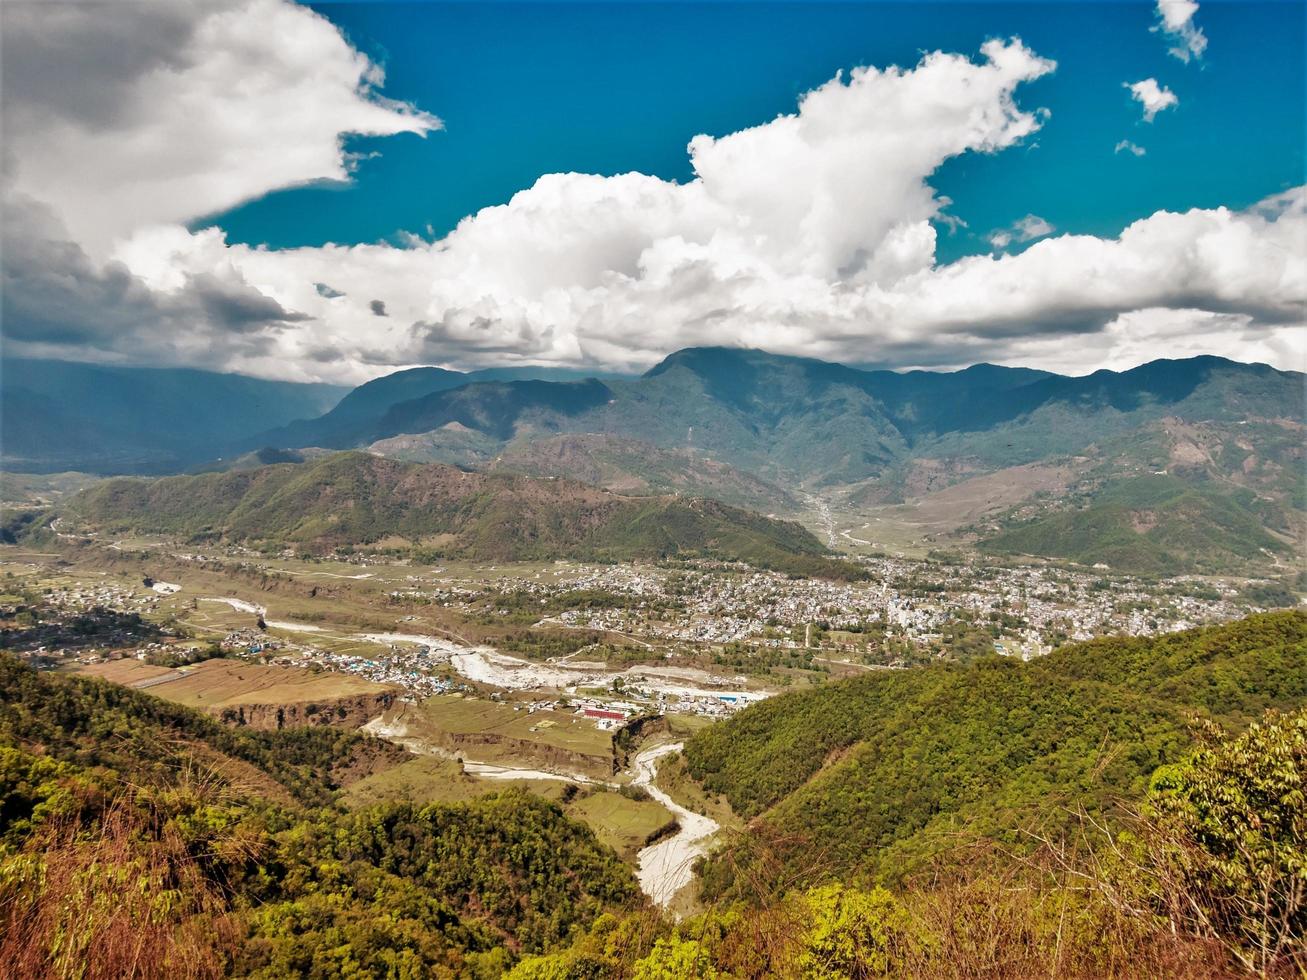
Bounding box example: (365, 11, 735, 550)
(3, 6, 1303, 384)
(1015, 215, 1055, 240)
(1, 0, 438, 259)
(1126, 78, 1179, 122)
(1115, 139, 1147, 156)
(1155, 0, 1208, 62)
(988, 214, 1054, 252)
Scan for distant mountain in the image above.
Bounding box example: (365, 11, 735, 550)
(59, 451, 859, 578)
(260, 347, 1298, 492)
(250, 365, 621, 451)
(12, 349, 1301, 574)
(1, 359, 347, 474)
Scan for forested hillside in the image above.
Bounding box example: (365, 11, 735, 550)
(0, 656, 642, 977)
(57, 452, 859, 578)
(684, 611, 1306, 891)
(980, 474, 1294, 575)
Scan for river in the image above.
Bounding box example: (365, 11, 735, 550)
(631, 742, 720, 907)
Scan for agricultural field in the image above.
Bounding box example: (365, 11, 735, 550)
(68, 657, 393, 709)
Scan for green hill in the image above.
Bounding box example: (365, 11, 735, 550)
(683, 611, 1307, 894)
(60, 451, 859, 578)
(979, 474, 1292, 575)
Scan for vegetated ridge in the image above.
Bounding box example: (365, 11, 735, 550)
(58, 451, 859, 578)
(683, 610, 1306, 893)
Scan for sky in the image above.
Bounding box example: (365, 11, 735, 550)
(1, 0, 1303, 384)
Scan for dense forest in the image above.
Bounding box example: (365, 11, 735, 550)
(0, 658, 641, 977)
(685, 612, 1305, 891)
(1, 613, 1303, 977)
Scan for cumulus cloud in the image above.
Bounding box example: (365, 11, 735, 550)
(0, 0, 437, 375)
(1, 0, 438, 259)
(2, 4, 1303, 383)
(1126, 78, 1179, 122)
(1155, 0, 1208, 62)
(1115, 139, 1147, 156)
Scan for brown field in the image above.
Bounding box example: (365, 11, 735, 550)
(831, 461, 1085, 554)
(68, 657, 393, 708)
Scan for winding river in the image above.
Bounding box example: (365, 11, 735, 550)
(201, 597, 725, 905)
(631, 742, 721, 907)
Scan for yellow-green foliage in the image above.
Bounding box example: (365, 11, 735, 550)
(797, 884, 916, 979)
(1145, 707, 1306, 974)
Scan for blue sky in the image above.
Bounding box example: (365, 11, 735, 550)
(214, 1, 1305, 264)
(2, 0, 1303, 381)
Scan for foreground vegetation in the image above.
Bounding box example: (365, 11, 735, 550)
(0, 612, 1302, 977)
(686, 612, 1305, 892)
(0, 658, 641, 978)
(516, 706, 1304, 977)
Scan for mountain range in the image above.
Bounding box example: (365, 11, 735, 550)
(6, 347, 1301, 575)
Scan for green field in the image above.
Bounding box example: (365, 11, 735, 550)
(341, 753, 674, 861)
(566, 789, 677, 859)
(416, 693, 615, 758)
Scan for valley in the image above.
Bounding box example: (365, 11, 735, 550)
(1, 347, 1302, 975)
(1, 507, 1297, 913)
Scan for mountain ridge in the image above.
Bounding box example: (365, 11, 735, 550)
(53, 451, 862, 578)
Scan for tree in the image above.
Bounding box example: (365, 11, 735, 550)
(1143, 707, 1306, 976)
(798, 884, 915, 979)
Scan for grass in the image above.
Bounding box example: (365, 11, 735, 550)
(565, 789, 677, 860)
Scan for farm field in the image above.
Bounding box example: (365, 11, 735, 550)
(341, 752, 676, 860)
(368, 694, 621, 779)
(68, 657, 393, 708)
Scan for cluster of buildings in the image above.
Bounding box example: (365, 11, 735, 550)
(460, 556, 1263, 660)
(219, 628, 468, 700)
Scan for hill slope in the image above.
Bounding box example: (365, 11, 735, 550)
(0, 654, 642, 976)
(980, 474, 1293, 574)
(60, 452, 858, 577)
(252, 364, 612, 451)
(683, 611, 1307, 892)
